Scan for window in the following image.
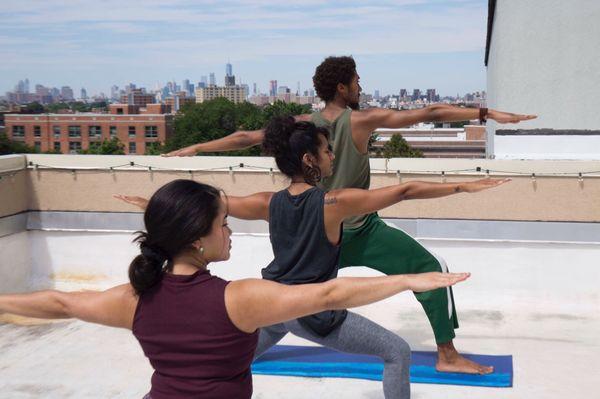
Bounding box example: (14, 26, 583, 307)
(69, 142, 82, 153)
(53, 126, 61, 138)
(12, 125, 25, 138)
(68, 126, 81, 138)
(88, 125, 102, 138)
(129, 142, 137, 154)
(34, 142, 41, 152)
(54, 142, 61, 152)
(34, 126, 41, 137)
(128, 126, 136, 137)
(145, 126, 158, 138)
(116, 108, 124, 115)
(109, 126, 117, 137)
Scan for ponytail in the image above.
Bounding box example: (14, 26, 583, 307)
(129, 233, 170, 295)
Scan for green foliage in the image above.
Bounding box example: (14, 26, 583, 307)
(262, 101, 311, 121)
(21, 102, 45, 114)
(45, 101, 108, 114)
(70, 102, 89, 112)
(145, 142, 164, 155)
(382, 134, 424, 158)
(81, 137, 125, 155)
(0, 133, 38, 154)
(164, 99, 311, 157)
(46, 102, 71, 113)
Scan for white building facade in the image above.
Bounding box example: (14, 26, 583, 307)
(486, 0, 600, 159)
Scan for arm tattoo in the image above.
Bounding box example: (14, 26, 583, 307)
(324, 197, 338, 205)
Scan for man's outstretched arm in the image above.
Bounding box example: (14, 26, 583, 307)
(163, 129, 265, 157)
(163, 113, 312, 157)
(352, 104, 537, 144)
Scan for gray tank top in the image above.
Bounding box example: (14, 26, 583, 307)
(261, 186, 347, 336)
(312, 109, 371, 229)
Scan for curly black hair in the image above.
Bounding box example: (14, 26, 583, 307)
(312, 56, 357, 102)
(263, 116, 329, 185)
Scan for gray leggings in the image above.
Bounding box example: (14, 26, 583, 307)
(254, 311, 411, 399)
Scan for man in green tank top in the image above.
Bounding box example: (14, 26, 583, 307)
(165, 56, 536, 374)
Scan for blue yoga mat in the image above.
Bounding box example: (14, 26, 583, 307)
(252, 345, 513, 388)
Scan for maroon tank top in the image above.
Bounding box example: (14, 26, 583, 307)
(132, 270, 258, 398)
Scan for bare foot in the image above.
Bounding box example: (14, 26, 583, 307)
(436, 341, 494, 375)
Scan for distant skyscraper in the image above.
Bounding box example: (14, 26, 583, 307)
(426, 89, 437, 103)
(61, 86, 74, 101)
(226, 62, 233, 77)
(225, 75, 235, 86)
(253, 82, 257, 95)
(110, 85, 119, 101)
(24, 79, 30, 94)
(296, 81, 301, 95)
(412, 89, 421, 101)
(80, 88, 88, 100)
(183, 79, 192, 96)
(278, 86, 290, 95)
(200, 76, 208, 86)
(374, 90, 380, 100)
(209, 73, 216, 86)
(269, 80, 278, 97)
(399, 89, 407, 99)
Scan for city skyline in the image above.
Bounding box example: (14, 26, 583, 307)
(5, 68, 485, 102)
(0, 1, 487, 97)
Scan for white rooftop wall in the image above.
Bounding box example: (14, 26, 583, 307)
(486, 0, 600, 159)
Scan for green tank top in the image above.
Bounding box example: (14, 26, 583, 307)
(312, 109, 371, 229)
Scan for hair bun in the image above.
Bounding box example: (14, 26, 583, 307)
(140, 242, 169, 264)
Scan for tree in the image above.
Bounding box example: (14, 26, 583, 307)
(21, 102, 45, 114)
(164, 99, 312, 157)
(0, 133, 38, 154)
(262, 101, 311, 121)
(144, 142, 164, 155)
(382, 134, 424, 158)
(81, 137, 125, 155)
(46, 102, 70, 113)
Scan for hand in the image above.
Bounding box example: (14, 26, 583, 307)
(113, 194, 149, 210)
(488, 109, 537, 124)
(406, 272, 470, 293)
(460, 178, 511, 193)
(161, 145, 198, 157)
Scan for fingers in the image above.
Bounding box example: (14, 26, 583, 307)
(441, 272, 470, 286)
(113, 194, 136, 205)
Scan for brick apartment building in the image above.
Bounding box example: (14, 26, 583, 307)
(5, 104, 173, 154)
(120, 89, 156, 107)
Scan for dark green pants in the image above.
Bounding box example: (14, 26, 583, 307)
(340, 213, 458, 344)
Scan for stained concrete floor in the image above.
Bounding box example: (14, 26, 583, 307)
(1, 234, 599, 398)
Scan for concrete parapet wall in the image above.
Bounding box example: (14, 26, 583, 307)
(1, 154, 599, 222)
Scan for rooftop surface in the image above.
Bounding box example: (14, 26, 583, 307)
(0, 154, 599, 398)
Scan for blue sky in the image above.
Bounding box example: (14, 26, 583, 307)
(0, 0, 488, 97)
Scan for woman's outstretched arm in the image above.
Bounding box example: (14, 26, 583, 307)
(114, 192, 274, 221)
(0, 284, 137, 330)
(225, 271, 470, 333)
(325, 178, 511, 222)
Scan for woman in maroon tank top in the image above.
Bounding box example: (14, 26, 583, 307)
(0, 180, 469, 398)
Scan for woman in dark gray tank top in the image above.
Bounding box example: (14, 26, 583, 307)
(263, 186, 346, 336)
